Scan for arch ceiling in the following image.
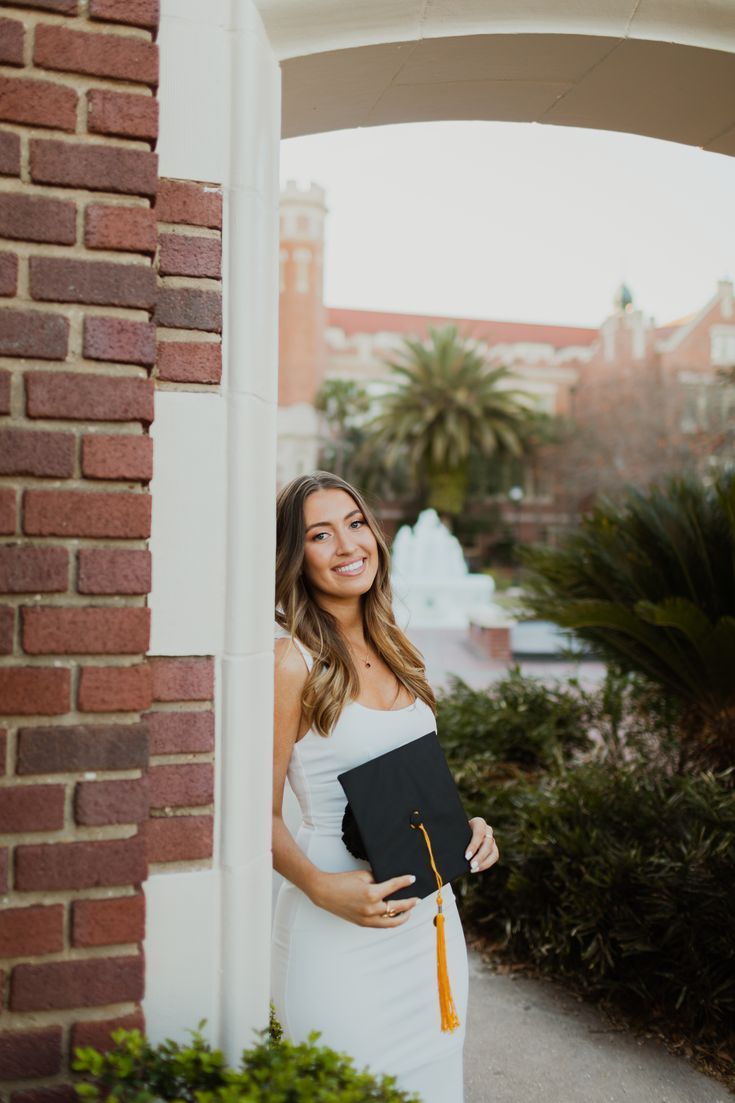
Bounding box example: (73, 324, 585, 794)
(254, 0, 735, 154)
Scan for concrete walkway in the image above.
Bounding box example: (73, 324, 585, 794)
(464, 952, 728, 1103)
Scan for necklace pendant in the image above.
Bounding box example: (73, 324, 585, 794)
(365, 661, 371, 668)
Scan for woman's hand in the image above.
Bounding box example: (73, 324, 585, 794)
(310, 869, 420, 927)
(465, 817, 500, 873)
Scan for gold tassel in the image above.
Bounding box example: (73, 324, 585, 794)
(412, 816, 461, 1032)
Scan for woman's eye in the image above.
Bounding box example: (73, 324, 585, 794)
(312, 531, 330, 542)
(350, 519, 365, 529)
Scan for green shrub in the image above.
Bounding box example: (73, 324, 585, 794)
(455, 759, 735, 1041)
(436, 666, 592, 776)
(72, 1021, 421, 1103)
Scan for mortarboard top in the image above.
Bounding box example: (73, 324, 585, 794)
(338, 730, 472, 1032)
(338, 731, 472, 901)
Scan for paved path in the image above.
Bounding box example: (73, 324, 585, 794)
(406, 627, 607, 692)
(464, 952, 728, 1103)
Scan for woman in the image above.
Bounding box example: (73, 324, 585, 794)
(271, 471, 499, 1103)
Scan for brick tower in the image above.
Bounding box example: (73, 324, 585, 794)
(278, 180, 327, 407)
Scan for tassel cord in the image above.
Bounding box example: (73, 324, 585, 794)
(412, 818, 461, 1033)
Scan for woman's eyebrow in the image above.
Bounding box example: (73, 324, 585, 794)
(305, 508, 362, 534)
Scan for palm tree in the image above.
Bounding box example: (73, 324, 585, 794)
(370, 325, 536, 516)
(520, 470, 735, 771)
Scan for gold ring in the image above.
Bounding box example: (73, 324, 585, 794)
(383, 907, 397, 918)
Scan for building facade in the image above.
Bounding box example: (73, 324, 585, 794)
(278, 183, 735, 544)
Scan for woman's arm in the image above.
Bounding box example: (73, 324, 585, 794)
(272, 637, 419, 927)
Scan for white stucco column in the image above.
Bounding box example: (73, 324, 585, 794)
(147, 0, 280, 1058)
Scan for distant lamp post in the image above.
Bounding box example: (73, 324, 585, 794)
(508, 485, 524, 585)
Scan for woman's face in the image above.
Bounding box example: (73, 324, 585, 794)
(302, 488, 379, 604)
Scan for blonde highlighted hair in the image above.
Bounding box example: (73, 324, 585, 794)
(275, 471, 435, 737)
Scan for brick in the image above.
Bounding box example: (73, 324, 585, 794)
(0, 367, 9, 412)
(75, 777, 148, 826)
(0, 666, 70, 715)
(0, 784, 65, 832)
(0, 250, 17, 295)
(0, 602, 12, 652)
(11, 954, 144, 1011)
(0, 904, 64, 957)
(15, 834, 147, 891)
(22, 606, 150, 655)
(157, 179, 222, 228)
(0, 1027, 62, 1080)
(0, 545, 68, 593)
(0, 192, 76, 244)
(0, 428, 75, 477)
(0, 75, 77, 132)
(0, 128, 20, 176)
(0, 17, 25, 67)
(78, 662, 152, 712)
(24, 489, 151, 538)
(72, 893, 144, 949)
(90, 0, 159, 30)
(31, 138, 157, 197)
(147, 708, 214, 754)
(85, 203, 156, 254)
(17, 721, 148, 774)
(9, 0, 77, 11)
(34, 24, 158, 86)
(150, 656, 214, 702)
(26, 371, 153, 423)
(150, 763, 212, 809)
(0, 846, 7, 892)
(88, 88, 158, 141)
(158, 233, 221, 279)
(0, 485, 15, 532)
(0, 308, 69, 360)
(155, 287, 222, 332)
(0, 727, 5, 774)
(11, 1087, 77, 1103)
(155, 340, 221, 384)
(78, 547, 151, 595)
(146, 814, 213, 862)
(82, 433, 153, 480)
(30, 256, 156, 309)
(70, 1010, 144, 1054)
(84, 316, 156, 366)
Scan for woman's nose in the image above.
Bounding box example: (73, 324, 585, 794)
(334, 527, 358, 554)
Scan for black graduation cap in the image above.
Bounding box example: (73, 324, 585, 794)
(338, 730, 471, 1032)
(337, 730, 472, 902)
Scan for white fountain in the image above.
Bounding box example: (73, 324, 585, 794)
(391, 509, 513, 630)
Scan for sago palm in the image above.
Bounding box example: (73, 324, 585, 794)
(520, 470, 735, 769)
(371, 325, 536, 516)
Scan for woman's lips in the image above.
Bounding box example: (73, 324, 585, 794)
(333, 557, 366, 576)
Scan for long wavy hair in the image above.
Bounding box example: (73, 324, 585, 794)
(276, 471, 435, 737)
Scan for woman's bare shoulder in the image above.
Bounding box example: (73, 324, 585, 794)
(274, 636, 308, 691)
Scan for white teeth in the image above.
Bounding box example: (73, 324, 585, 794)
(335, 559, 364, 574)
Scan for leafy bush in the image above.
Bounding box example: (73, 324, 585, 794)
(72, 1021, 420, 1103)
(519, 470, 735, 770)
(436, 666, 592, 775)
(438, 669, 734, 1047)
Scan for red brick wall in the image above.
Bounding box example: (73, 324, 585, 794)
(0, 0, 159, 1093)
(145, 657, 214, 865)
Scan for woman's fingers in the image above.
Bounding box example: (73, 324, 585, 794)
(466, 818, 499, 872)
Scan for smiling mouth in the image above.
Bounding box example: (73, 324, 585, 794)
(333, 558, 366, 576)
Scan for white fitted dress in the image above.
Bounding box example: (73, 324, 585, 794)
(271, 636, 468, 1102)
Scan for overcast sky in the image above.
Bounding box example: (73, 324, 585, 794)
(280, 121, 735, 330)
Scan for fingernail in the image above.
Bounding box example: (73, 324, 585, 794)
(471, 860, 479, 872)
(464, 849, 472, 861)
(409, 874, 416, 883)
